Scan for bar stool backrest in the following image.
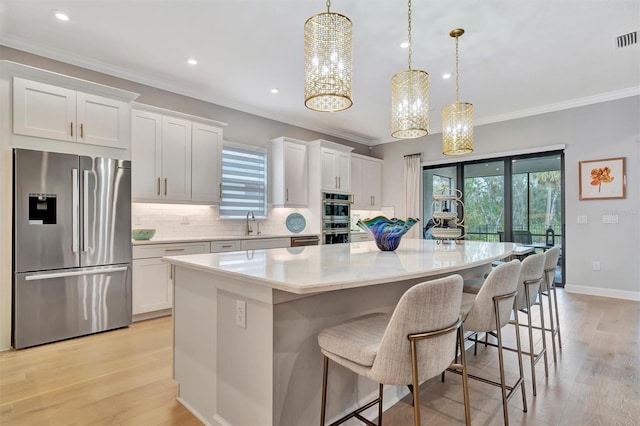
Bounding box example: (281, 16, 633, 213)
(542, 247, 561, 291)
(463, 260, 521, 333)
(515, 253, 546, 310)
(368, 275, 463, 385)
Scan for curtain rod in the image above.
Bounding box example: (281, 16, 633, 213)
(403, 153, 422, 158)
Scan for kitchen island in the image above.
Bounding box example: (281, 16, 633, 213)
(163, 239, 515, 426)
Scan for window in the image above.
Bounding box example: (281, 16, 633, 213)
(219, 144, 267, 219)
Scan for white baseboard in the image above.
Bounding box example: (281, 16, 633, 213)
(176, 397, 215, 426)
(564, 284, 640, 301)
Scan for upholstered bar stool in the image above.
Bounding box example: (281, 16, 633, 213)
(541, 246, 562, 361)
(447, 259, 527, 426)
(512, 252, 548, 396)
(317, 275, 470, 426)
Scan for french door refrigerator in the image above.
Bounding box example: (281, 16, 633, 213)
(13, 149, 132, 349)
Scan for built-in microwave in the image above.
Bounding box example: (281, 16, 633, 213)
(322, 192, 351, 220)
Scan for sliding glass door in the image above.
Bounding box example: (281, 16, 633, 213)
(423, 151, 564, 285)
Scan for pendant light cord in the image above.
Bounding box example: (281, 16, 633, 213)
(455, 35, 460, 102)
(326, 0, 330, 13)
(407, 0, 413, 70)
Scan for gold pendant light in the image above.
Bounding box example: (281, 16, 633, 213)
(391, 0, 429, 139)
(442, 28, 474, 155)
(304, 0, 353, 112)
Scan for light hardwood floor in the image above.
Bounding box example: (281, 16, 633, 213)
(1, 290, 638, 425)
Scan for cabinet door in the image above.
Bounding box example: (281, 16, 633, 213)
(191, 122, 222, 203)
(132, 258, 172, 314)
(351, 156, 365, 208)
(335, 151, 351, 193)
(13, 77, 76, 142)
(76, 92, 130, 149)
(283, 141, 308, 206)
(161, 116, 192, 201)
(320, 148, 337, 191)
(362, 158, 382, 208)
(132, 110, 162, 200)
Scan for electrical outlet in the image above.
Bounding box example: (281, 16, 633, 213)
(602, 215, 619, 224)
(592, 261, 600, 271)
(180, 215, 190, 225)
(236, 300, 247, 329)
(577, 215, 588, 224)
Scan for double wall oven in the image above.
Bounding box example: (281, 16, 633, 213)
(322, 192, 351, 244)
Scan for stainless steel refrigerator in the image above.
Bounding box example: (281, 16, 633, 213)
(13, 149, 132, 349)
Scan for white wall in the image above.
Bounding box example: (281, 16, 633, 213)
(373, 96, 640, 300)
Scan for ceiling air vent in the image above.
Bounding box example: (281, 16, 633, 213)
(616, 31, 638, 48)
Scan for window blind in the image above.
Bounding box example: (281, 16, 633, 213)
(219, 145, 267, 219)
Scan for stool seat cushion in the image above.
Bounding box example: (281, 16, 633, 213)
(460, 292, 477, 316)
(318, 313, 390, 368)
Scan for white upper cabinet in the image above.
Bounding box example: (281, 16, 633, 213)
(191, 122, 222, 203)
(132, 109, 162, 199)
(13, 77, 130, 149)
(161, 116, 192, 201)
(271, 137, 308, 207)
(319, 145, 351, 193)
(131, 105, 224, 203)
(351, 154, 382, 209)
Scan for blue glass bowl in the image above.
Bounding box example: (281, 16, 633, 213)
(356, 216, 419, 251)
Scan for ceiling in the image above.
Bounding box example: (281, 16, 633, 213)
(1, 0, 638, 146)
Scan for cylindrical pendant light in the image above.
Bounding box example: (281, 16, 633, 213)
(304, 0, 353, 112)
(442, 28, 474, 155)
(391, 0, 429, 139)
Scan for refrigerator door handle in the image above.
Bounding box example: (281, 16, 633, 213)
(72, 169, 79, 253)
(83, 170, 90, 252)
(24, 266, 128, 281)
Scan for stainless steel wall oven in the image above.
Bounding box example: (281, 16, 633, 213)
(322, 192, 351, 244)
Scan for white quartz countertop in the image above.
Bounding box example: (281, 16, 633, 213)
(163, 239, 516, 294)
(132, 233, 319, 245)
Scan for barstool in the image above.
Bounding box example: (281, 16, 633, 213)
(512, 252, 547, 396)
(541, 246, 562, 361)
(446, 259, 527, 426)
(317, 275, 470, 426)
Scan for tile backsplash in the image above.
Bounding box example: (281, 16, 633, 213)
(132, 203, 317, 239)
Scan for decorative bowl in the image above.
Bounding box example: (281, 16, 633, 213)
(131, 228, 156, 240)
(356, 216, 419, 251)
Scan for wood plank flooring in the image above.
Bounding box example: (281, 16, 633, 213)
(1, 290, 638, 425)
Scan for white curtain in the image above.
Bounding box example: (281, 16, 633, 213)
(403, 154, 421, 239)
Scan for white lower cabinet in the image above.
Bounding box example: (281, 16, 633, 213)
(132, 241, 209, 318)
(210, 240, 241, 253)
(350, 232, 372, 242)
(240, 237, 291, 250)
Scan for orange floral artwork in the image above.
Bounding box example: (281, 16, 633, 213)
(579, 157, 626, 200)
(590, 166, 614, 192)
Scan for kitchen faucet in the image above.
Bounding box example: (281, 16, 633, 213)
(246, 211, 255, 235)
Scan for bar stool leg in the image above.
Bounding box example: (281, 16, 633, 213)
(538, 287, 549, 378)
(320, 356, 329, 426)
(511, 301, 528, 413)
(409, 339, 422, 426)
(458, 325, 472, 426)
(552, 284, 562, 348)
(524, 285, 537, 396)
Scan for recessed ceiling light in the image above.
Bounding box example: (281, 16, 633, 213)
(187, 58, 198, 65)
(400, 41, 410, 49)
(442, 73, 452, 79)
(270, 88, 280, 94)
(54, 11, 69, 21)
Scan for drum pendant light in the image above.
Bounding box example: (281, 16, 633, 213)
(442, 28, 474, 155)
(304, 0, 353, 112)
(391, 0, 429, 139)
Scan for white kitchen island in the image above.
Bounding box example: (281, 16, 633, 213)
(163, 239, 515, 426)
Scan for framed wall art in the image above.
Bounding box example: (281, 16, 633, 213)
(578, 157, 626, 200)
